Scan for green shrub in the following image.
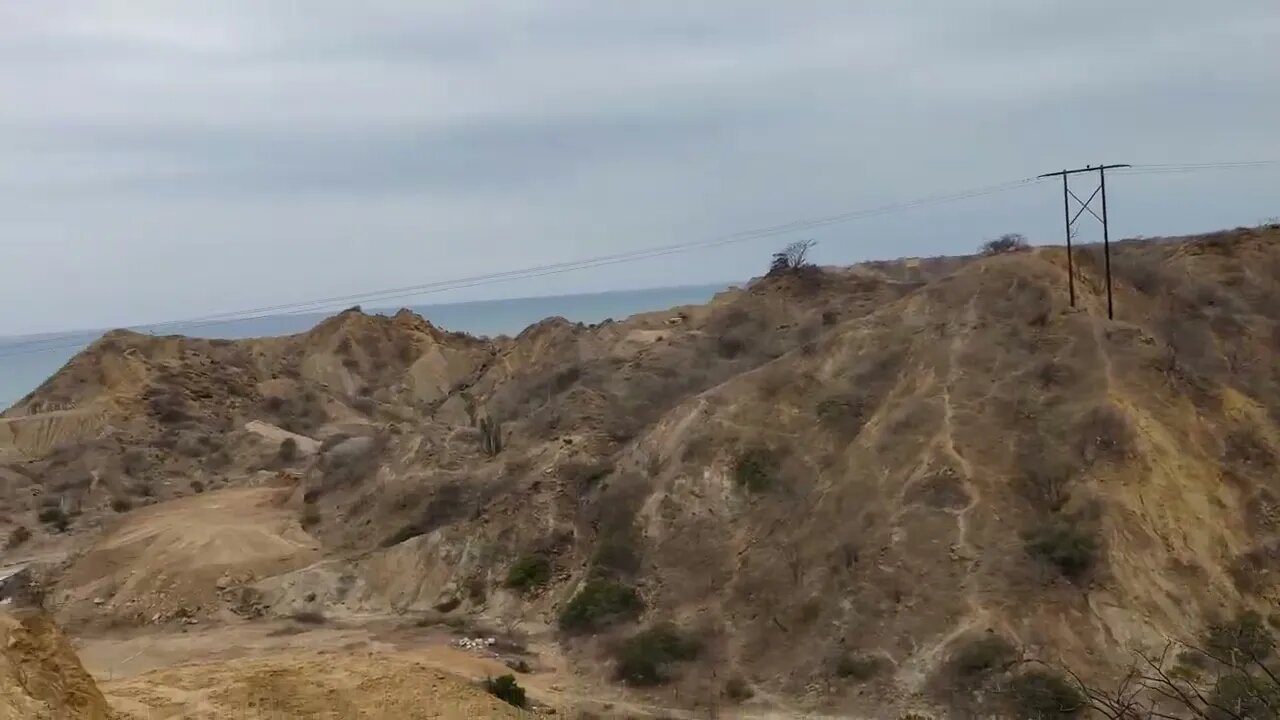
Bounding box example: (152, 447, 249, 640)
(833, 652, 888, 681)
(558, 578, 643, 632)
(1205, 610, 1275, 663)
(483, 674, 526, 708)
(1025, 519, 1098, 580)
(733, 446, 778, 492)
(1207, 671, 1280, 719)
(506, 554, 552, 591)
(1008, 668, 1085, 719)
(613, 623, 701, 686)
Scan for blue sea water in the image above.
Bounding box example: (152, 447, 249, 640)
(0, 283, 732, 411)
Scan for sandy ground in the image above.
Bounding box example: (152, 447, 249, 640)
(71, 616, 845, 719)
(76, 618, 616, 719)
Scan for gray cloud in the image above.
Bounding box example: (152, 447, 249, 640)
(0, 1, 1277, 335)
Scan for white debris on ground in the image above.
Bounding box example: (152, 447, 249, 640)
(452, 637, 497, 652)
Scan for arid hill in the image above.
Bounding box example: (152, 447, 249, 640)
(1, 226, 1278, 718)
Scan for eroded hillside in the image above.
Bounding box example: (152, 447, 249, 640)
(1, 227, 1278, 718)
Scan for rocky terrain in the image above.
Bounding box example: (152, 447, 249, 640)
(1, 225, 1278, 718)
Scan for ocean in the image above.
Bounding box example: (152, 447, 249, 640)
(0, 283, 733, 411)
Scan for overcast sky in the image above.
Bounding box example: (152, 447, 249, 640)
(1, 1, 1277, 336)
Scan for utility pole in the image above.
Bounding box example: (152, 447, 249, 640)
(1038, 164, 1129, 319)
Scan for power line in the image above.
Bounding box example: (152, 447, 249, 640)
(0, 175, 1042, 361)
(1117, 160, 1280, 175)
(0, 158, 1275, 362)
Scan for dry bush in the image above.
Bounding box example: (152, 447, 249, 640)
(37, 504, 69, 532)
(145, 387, 193, 425)
(947, 634, 1018, 683)
(724, 675, 754, 701)
(1008, 668, 1085, 719)
(591, 525, 642, 579)
(207, 448, 233, 470)
(266, 391, 328, 435)
(1195, 231, 1240, 254)
(1025, 517, 1099, 581)
(817, 393, 872, 437)
(1075, 404, 1136, 466)
(833, 652, 889, 681)
(756, 365, 790, 402)
(559, 459, 614, 492)
(680, 435, 715, 465)
(585, 476, 646, 579)
(319, 433, 352, 453)
(715, 333, 748, 359)
(126, 478, 154, 497)
(319, 435, 383, 491)
(301, 505, 320, 528)
(277, 437, 299, 464)
(110, 497, 132, 512)
(1018, 465, 1071, 514)
(289, 609, 327, 625)
(733, 445, 780, 493)
(122, 448, 150, 476)
(6, 525, 31, 548)
(483, 675, 527, 709)
(1224, 428, 1276, 471)
(379, 481, 469, 548)
(351, 396, 375, 416)
(182, 433, 224, 459)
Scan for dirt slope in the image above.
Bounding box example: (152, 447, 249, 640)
(0, 610, 112, 720)
(1, 226, 1278, 716)
(56, 486, 321, 629)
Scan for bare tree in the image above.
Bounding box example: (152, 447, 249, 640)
(982, 233, 1031, 255)
(769, 239, 818, 275)
(1066, 611, 1280, 720)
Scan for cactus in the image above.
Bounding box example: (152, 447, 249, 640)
(479, 416, 503, 457)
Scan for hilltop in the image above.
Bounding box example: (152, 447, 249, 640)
(1, 225, 1278, 718)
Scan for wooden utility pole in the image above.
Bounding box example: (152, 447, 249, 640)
(1038, 164, 1130, 319)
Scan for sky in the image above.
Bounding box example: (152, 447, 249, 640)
(1, 0, 1277, 336)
